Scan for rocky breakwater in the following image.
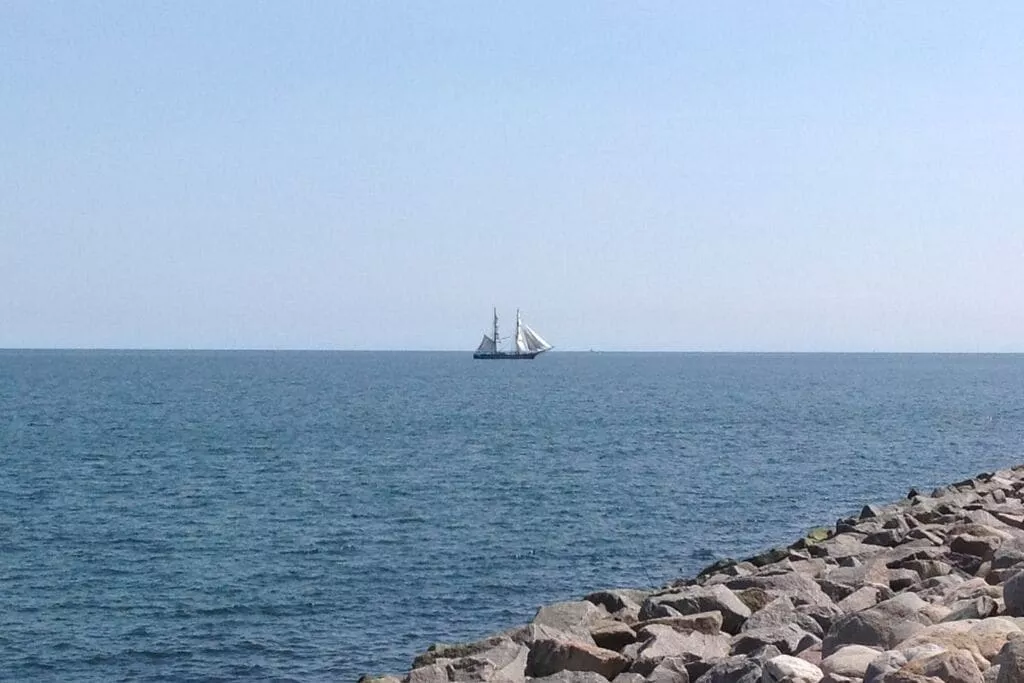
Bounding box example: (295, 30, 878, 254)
(363, 465, 1024, 683)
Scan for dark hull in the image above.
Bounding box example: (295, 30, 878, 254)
(473, 351, 541, 360)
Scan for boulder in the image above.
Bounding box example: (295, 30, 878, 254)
(742, 597, 823, 638)
(899, 650, 985, 683)
(632, 625, 731, 676)
(646, 657, 691, 683)
(837, 584, 894, 614)
(610, 674, 645, 683)
(590, 621, 637, 652)
(533, 602, 608, 641)
(725, 573, 835, 609)
(762, 654, 824, 683)
(995, 636, 1024, 683)
(943, 597, 998, 623)
(641, 585, 751, 635)
(634, 612, 724, 636)
(822, 593, 936, 656)
(864, 651, 909, 683)
(530, 672, 610, 683)
(1002, 572, 1024, 617)
(408, 664, 452, 683)
(527, 638, 628, 680)
(730, 624, 819, 657)
(691, 656, 761, 683)
(585, 590, 650, 616)
(820, 644, 883, 681)
(951, 535, 1002, 560)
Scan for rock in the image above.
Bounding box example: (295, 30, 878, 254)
(820, 644, 883, 681)
(408, 664, 452, 683)
(692, 656, 762, 683)
(965, 618, 1023, 662)
(742, 597, 824, 638)
(361, 676, 403, 683)
(838, 584, 894, 614)
(726, 574, 835, 609)
(731, 624, 819, 657)
(416, 636, 513, 668)
(641, 585, 752, 635)
(951, 535, 1002, 560)
(901, 650, 984, 683)
(762, 654, 824, 682)
(533, 602, 608, 642)
(864, 651, 909, 683)
(527, 638, 628, 680)
(610, 674, 645, 683)
(632, 625, 731, 676)
(634, 611, 725, 636)
(822, 593, 935, 656)
(452, 640, 529, 683)
(529, 671, 610, 683)
(943, 597, 999, 623)
(514, 624, 597, 648)
(585, 590, 650, 617)
(590, 621, 637, 652)
(995, 636, 1024, 683)
(647, 657, 691, 683)
(736, 588, 772, 614)
(1002, 572, 1024, 617)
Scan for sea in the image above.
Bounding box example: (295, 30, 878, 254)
(2, 350, 1024, 682)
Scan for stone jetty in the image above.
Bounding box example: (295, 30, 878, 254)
(363, 466, 1024, 683)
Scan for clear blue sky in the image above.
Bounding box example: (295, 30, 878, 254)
(3, 2, 1022, 351)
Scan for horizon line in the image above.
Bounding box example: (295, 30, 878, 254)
(1, 347, 1022, 355)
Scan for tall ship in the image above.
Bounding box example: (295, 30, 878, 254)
(473, 308, 553, 360)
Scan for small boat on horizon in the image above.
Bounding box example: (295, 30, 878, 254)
(473, 308, 552, 360)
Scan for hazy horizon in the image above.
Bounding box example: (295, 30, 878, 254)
(4, 3, 1023, 352)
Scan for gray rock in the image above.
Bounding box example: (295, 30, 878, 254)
(641, 585, 752, 635)
(1003, 572, 1024, 617)
(725, 573, 835, 609)
(730, 624, 819, 657)
(996, 635, 1024, 683)
(820, 644, 883, 681)
(741, 597, 823, 639)
(692, 656, 762, 683)
(533, 602, 608, 641)
(591, 620, 637, 652)
(610, 674, 646, 683)
(761, 654, 824, 682)
(585, 589, 651, 616)
(527, 639, 628, 680)
(632, 625, 731, 675)
(409, 664, 452, 683)
(864, 651, 909, 683)
(647, 657, 691, 683)
(951, 534, 1002, 559)
(942, 597, 998, 622)
(837, 584, 893, 614)
(822, 593, 935, 656)
(634, 611, 724, 636)
(528, 671, 610, 683)
(907, 650, 984, 683)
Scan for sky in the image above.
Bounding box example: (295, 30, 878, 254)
(2, 2, 1023, 351)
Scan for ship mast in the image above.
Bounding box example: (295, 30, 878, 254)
(493, 307, 499, 352)
(515, 309, 521, 355)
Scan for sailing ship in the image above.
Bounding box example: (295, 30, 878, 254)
(473, 308, 553, 360)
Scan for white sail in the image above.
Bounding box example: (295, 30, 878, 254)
(522, 324, 552, 352)
(476, 335, 496, 353)
(514, 316, 528, 353)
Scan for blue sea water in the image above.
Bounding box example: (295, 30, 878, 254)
(2, 351, 1024, 682)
